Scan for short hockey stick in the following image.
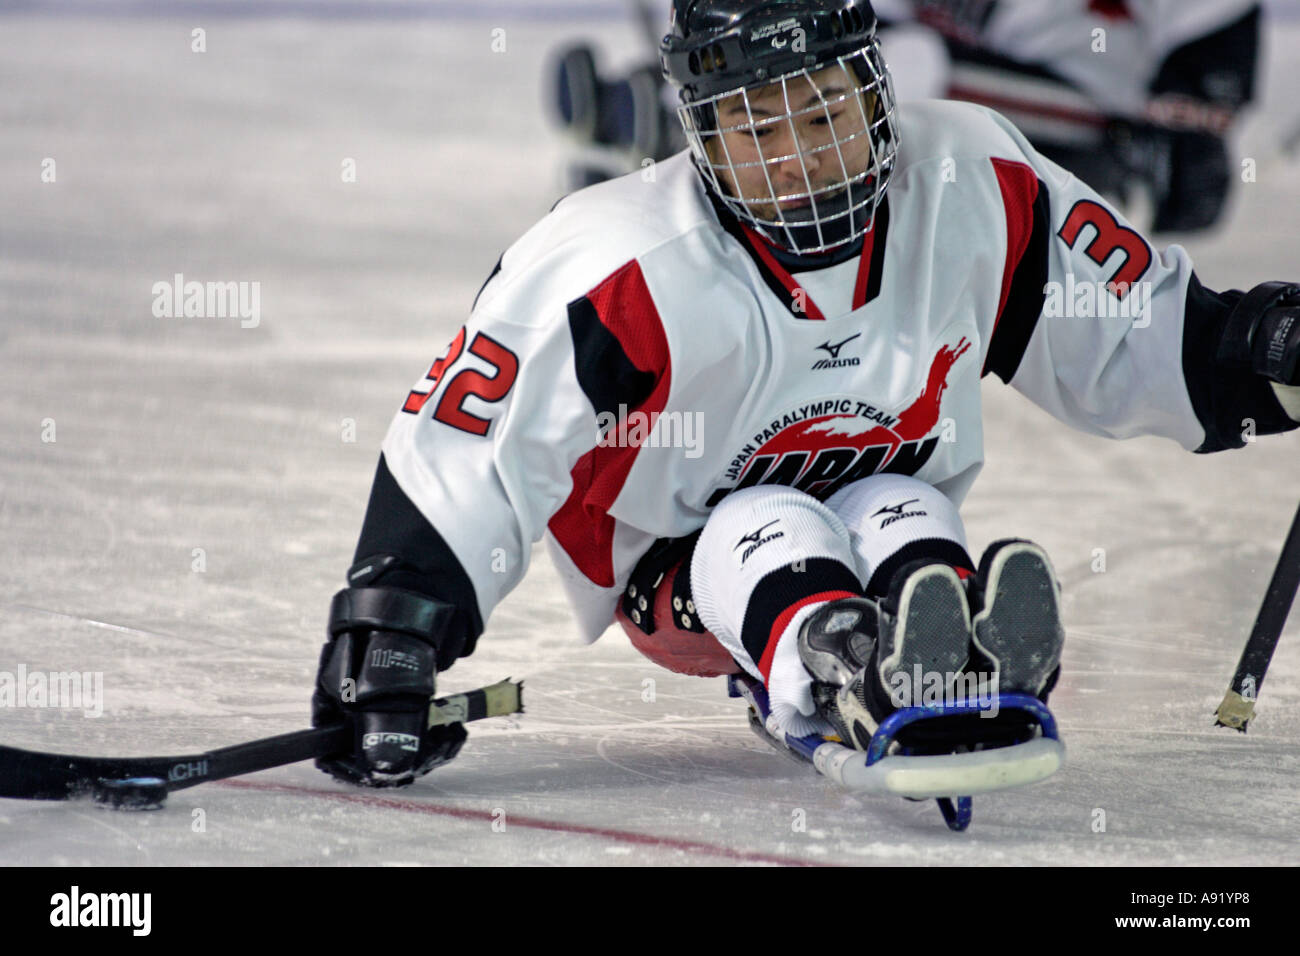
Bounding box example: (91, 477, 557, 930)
(0, 679, 523, 804)
(1215, 502, 1300, 732)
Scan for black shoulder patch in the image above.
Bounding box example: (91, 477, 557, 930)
(566, 294, 658, 418)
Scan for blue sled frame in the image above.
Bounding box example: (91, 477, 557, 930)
(727, 674, 1065, 831)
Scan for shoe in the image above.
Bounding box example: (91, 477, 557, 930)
(968, 539, 1065, 699)
(876, 559, 972, 705)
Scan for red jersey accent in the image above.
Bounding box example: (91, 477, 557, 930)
(741, 225, 827, 321)
(989, 159, 1041, 339)
(547, 261, 672, 587)
(851, 217, 879, 312)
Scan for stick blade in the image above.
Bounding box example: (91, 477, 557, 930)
(0, 744, 95, 800)
(1214, 689, 1256, 733)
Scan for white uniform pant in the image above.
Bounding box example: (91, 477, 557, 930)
(691, 474, 971, 736)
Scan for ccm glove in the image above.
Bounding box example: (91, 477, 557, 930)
(312, 587, 466, 787)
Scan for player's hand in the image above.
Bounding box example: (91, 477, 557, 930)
(1218, 282, 1300, 423)
(1260, 290, 1300, 420)
(311, 597, 466, 787)
(1235, 283, 1300, 422)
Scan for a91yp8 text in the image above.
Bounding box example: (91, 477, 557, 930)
(1132, 892, 1250, 907)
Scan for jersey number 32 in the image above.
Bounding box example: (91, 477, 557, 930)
(402, 326, 520, 437)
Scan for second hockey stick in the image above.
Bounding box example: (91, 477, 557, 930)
(1214, 502, 1300, 732)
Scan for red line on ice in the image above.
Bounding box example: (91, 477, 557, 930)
(218, 778, 836, 866)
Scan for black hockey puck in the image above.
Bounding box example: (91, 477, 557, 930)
(91, 777, 169, 811)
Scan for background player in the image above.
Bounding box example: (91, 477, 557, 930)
(552, 0, 1262, 232)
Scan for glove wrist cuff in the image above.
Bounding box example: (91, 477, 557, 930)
(328, 586, 454, 650)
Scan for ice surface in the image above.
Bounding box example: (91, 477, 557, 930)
(0, 3, 1297, 866)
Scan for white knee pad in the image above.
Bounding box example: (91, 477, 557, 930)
(692, 486, 857, 647)
(825, 474, 971, 594)
(691, 486, 860, 737)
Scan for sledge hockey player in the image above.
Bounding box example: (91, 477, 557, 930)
(552, 0, 1261, 232)
(312, 0, 1299, 796)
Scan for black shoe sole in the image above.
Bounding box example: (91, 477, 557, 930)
(877, 563, 971, 706)
(971, 542, 1065, 696)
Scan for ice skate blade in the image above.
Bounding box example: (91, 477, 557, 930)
(811, 736, 1064, 797)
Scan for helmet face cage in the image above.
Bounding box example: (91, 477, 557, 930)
(680, 41, 898, 255)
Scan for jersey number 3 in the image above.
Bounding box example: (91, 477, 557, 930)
(1057, 200, 1152, 299)
(402, 326, 520, 436)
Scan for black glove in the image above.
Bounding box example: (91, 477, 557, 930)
(1219, 282, 1300, 388)
(1215, 281, 1300, 425)
(312, 587, 467, 788)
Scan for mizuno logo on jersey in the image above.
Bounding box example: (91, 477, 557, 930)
(817, 334, 861, 359)
(735, 520, 784, 564)
(812, 333, 862, 370)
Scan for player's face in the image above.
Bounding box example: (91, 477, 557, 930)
(706, 63, 877, 225)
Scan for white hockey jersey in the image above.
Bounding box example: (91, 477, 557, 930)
(375, 99, 1287, 652)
